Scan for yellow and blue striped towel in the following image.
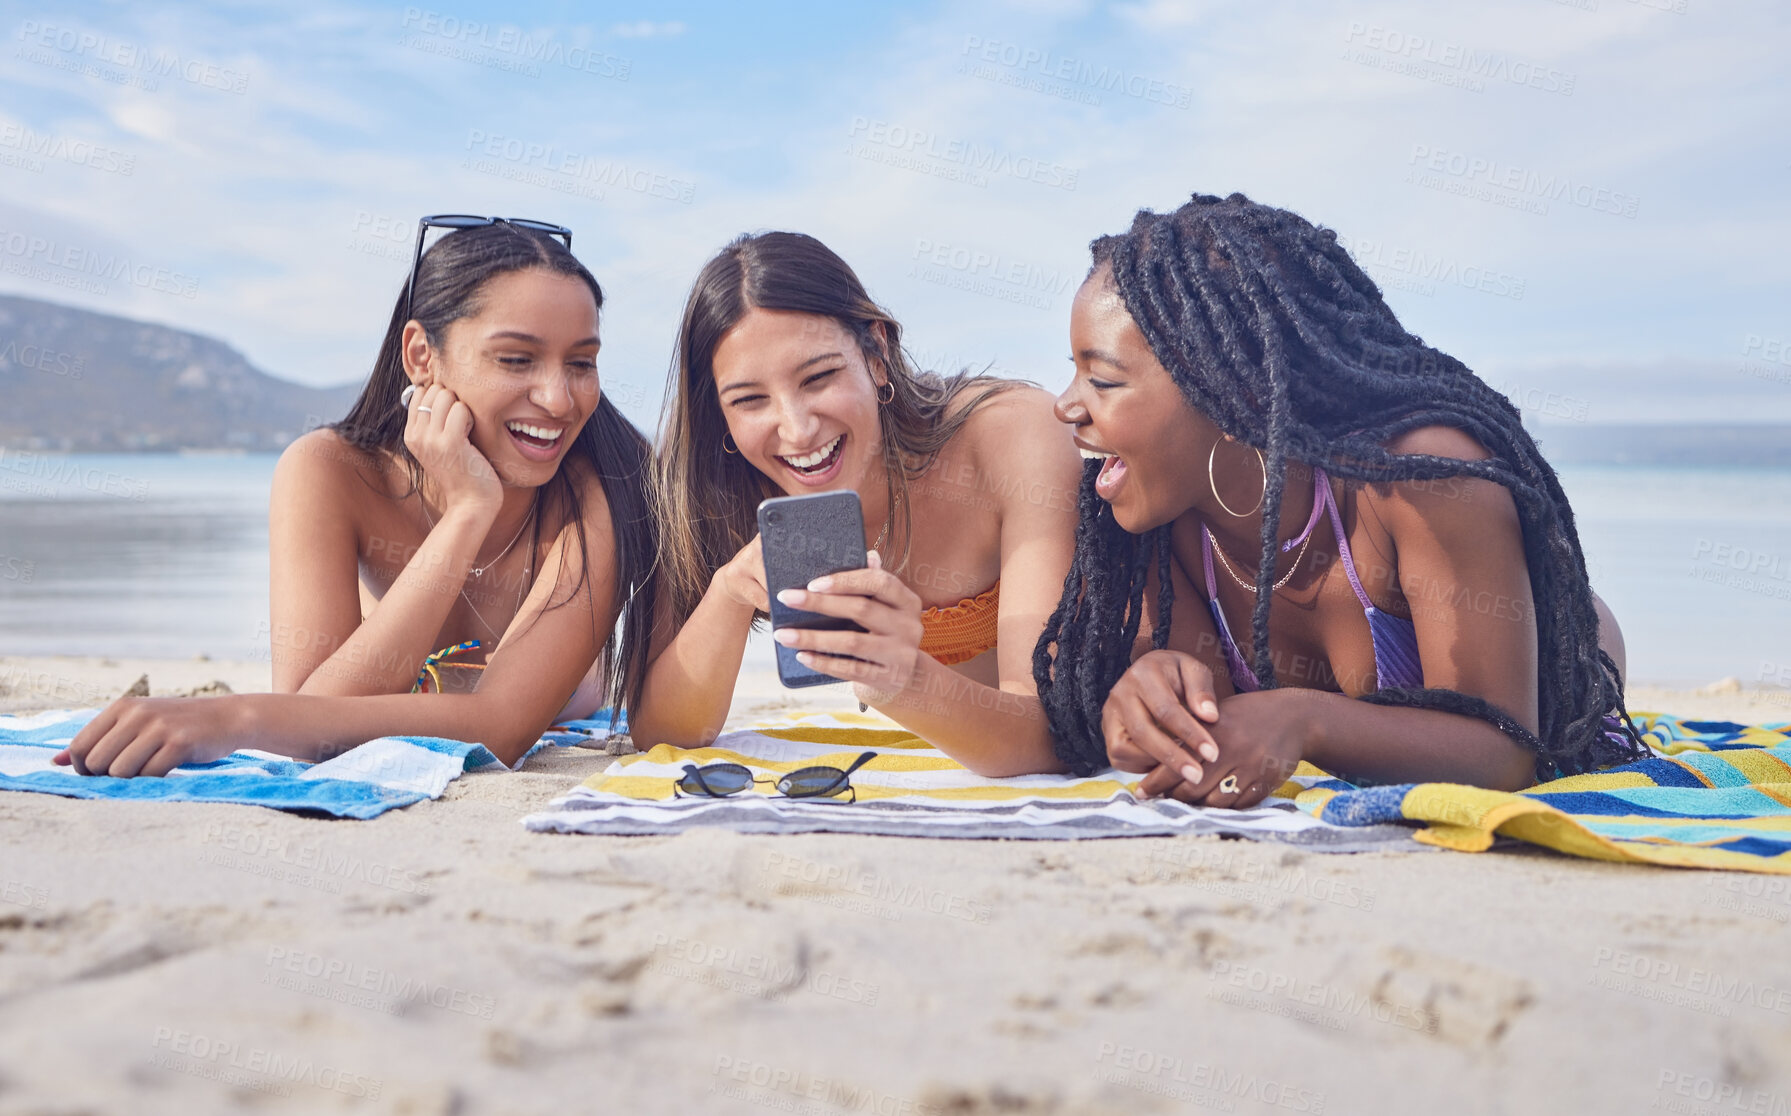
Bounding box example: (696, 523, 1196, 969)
(1293, 713, 1791, 873)
(523, 711, 1417, 850)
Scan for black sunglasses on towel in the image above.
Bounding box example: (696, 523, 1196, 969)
(404, 214, 573, 321)
(674, 752, 879, 803)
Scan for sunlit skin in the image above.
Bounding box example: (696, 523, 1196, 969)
(631, 307, 1082, 776)
(57, 269, 624, 776)
(1054, 264, 1627, 805)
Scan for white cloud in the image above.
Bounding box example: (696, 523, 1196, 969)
(0, 0, 1783, 432)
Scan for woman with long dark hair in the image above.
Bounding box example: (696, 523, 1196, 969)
(1038, 193, 1643, 805)
(633, 231, 1082, 775)
(59, 218, 657, 776)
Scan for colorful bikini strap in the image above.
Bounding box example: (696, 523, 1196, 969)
(412, 640, 483, 694)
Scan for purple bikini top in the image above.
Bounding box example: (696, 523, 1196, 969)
(1200, 466, 1423, 695)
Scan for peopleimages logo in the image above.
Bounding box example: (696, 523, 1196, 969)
(399, 7, 630, 79)
(13, 21, 249, 93)
(1405, 143, 1640, 219)
(1342, 22, 1576, 95)
(0, 123, 134, 175)
(846, 116, 1079, 191)
(0, 228, 199, 298)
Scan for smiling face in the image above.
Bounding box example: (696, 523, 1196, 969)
(711, 308, 887, 495)
(410, 267, 602, 487)
(1056, 264, 1222, 532)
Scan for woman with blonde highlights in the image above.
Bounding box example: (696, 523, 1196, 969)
(634, 231, 1081, 775)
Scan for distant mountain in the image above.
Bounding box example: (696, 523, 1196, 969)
(0, 294, 361, 451)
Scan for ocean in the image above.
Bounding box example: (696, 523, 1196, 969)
(0, 451, 1786, 689)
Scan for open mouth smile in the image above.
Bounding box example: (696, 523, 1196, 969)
(775, 434, 845, 478)
(1076, 443, 1129, 500)
(506, 420, 566, 459)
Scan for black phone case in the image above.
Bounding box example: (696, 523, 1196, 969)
(758, 491, 868, 688)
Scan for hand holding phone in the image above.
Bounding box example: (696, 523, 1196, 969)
(759, 491, 927, 699)
(759, 491, 869, 687)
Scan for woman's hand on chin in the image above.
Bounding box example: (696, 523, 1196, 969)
(771, 551, 925, 705)
(405, 381, 503, 515)
(54, 694, 259, 778)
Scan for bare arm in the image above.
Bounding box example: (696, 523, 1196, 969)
(1304, 426, 1539, 788)
(62, 482, 619, 774)
(1122, 426, 1541, 804)
(780, 390, 1082, 776)
(271, 377, 512, 697)
(628, 534, 764, 748)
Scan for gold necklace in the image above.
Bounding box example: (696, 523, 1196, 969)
(871, 489, 901, 561)
(1208, 526, 1314, 594)
(420, 497, 535, 635)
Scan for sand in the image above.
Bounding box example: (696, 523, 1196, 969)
(4, 657, 1791, 1115)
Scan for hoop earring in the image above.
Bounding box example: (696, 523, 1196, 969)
(876, 380, 895, 405)
(1208, 438, 1266, 518)
(723, 433, 739, 455)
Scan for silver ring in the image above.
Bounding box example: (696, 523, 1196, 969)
(1218, 774, 1240, 795)
(415, 405, 434, 414)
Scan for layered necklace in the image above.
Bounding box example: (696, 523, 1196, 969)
(1204, 467, 1330, 595)
(420, 493, 538, 636)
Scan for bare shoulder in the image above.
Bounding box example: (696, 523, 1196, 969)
(273, 427, 392, 502)
(1383, 424, 1493, 462)
(1364, 424, 1515, 532)
(954, 383, 1079, 474)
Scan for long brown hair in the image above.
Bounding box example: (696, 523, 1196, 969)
(654, 231, 1018, 626)
(332, 222, 658, 719)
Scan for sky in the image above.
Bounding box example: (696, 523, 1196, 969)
(1, 0, 1787, 432)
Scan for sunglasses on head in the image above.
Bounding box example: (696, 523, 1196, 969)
(674, 751, 879, 803)
(404, 214, 574, 322)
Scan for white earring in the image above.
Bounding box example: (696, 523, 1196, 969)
(399, 384, 418, 408)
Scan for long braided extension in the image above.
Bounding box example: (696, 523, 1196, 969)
(1034, 192, 1647, 780)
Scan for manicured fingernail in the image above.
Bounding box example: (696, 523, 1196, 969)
(1200, 700, 1218, 719)
(773, 629, 797, 645)
(1180, 764, 1202, 783)
(807, 577, 832, 592)
(776, 589, 803, 606)
(1199, 743, 1218, 762)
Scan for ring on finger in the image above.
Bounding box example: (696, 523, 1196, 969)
(416, 405, 434, 414)
(1218, 774, 1240, 795)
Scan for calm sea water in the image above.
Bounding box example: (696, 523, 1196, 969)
(0, 452, 1786, 687)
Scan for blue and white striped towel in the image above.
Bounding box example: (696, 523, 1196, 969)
(0, 708, 622, 819)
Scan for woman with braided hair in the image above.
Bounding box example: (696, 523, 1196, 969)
(1037, 192, 1646, 806)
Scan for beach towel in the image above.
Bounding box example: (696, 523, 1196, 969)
(1294, 713, 1791, 873)
(0, 708, 623, 819)
(522, 711, 1418, 850)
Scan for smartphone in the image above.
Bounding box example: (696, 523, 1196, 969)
(758, 490, 869, 688)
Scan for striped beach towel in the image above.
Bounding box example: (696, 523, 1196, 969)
(522, 711, 1418, 850)
(1294, 713, 1791, 873)
(0, 708, 622, 819)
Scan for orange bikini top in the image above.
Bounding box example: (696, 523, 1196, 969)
(918, 581, 1000, 667)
